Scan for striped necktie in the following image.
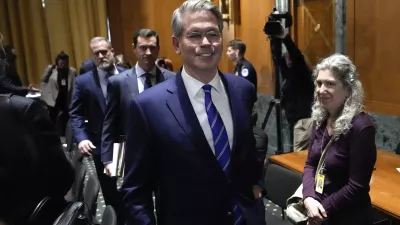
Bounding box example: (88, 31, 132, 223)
(202, 84, 244, 225)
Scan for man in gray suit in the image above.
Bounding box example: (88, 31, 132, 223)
(101, 29, 175, 172)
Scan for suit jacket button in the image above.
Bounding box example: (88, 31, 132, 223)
(227, 212, 232, 216)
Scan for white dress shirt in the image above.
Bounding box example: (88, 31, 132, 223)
(97, 66, 119, 98)
(181, 67, 234, 154)
(136, 63, 157, 93)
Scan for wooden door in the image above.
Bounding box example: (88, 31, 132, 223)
(294, 0, 335, 67)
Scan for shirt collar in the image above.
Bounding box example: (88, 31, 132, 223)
(181, 66, 223, 99)
(135, 63, 157, 77)
(97, 65, 118, 77)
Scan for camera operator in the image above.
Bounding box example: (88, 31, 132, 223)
(272, 24, 314, 152)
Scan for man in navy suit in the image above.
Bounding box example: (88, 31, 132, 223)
(79, 58, 95, 75)
(101, 29, 175, 174)
(120, 1, 266, 225)
(69, 37, 126, 221)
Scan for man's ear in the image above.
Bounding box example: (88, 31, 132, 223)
(132, 43, 136, 50)
(172, 36, 181, 55)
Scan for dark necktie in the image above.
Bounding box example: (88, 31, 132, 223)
(143, 73, 153, 90)
(202, 84, 244, 225)
(101, 72, 112, 98)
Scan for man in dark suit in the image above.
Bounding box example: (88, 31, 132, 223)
(120, 1, 266, 225)
(79, 58, 95, 75)
(101, 29, 175, 174)
(69, 37, 126, 220)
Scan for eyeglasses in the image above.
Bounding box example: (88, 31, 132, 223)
(185, 31, 221, 44)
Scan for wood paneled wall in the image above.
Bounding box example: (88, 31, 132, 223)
(294, 0, 335, 67)
(107, 0, 400, 116)
(106, 0, 185, 71)
(234, 0, 275, 94)
(347, 0, 400, 116)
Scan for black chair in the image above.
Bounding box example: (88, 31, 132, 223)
(64, 119, 75, 153)
(83, 174, 100, 218)
(28, 197, 68, 225)
(254, 126, 268, 153)
(71, 161, 87, 201)
(264, 162, 303, 224)
(395, 142, 400, 155)
(101, 205, 117, 225)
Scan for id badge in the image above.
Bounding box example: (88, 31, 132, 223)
(61, 79, 66, 86)
(315, 174, 325, 194)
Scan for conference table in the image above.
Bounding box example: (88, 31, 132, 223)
(268, 150, 400, 219)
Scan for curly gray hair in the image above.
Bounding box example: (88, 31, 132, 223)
(171, 0, 223, 38)
(311, 53, 364, 138)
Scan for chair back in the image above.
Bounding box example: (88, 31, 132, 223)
(72, 161, 86, 201)
(264, 163, 302, 209)
(83, 174, 100, 217)
(100, 205, 117, 225)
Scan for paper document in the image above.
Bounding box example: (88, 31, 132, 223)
(26, 92, 41, 98)
(397, 168, 400, 172)
(104, 141, 126, 177)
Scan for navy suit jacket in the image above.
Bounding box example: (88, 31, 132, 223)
(79, 59, 95, 75)
(69, 66, 125, 155)
(101, 67, 175, 162)
(120, 68, 265, 225)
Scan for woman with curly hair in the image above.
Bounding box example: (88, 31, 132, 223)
(302, 53, 377, 225)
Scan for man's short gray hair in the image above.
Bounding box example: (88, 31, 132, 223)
(89, 37, 112, 49)
(171, 0, 223, 37)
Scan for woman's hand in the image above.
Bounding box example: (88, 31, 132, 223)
(304, 197, 327, 225)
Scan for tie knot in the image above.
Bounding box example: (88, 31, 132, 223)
(144, 72, 152, 78)
(202, 84, 212, 93)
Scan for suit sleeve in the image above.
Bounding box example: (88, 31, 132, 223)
(0, 75, 29, 96)
(69, 77, 88, 144)
(101, 80, 121, 163)
(302, 127, 318, 199)
(25, 99, 74, 196)
(121, 99, 156, 225)
(321, 126, 377, 216)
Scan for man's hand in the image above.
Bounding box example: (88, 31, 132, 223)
(78, 140, 96, 156)
(252, 185, 263, 199)
(104, 163, 113, 176)
(28, 84, 40, 92)
(273, 22, 289, 39)
(304, 197, 327, 225)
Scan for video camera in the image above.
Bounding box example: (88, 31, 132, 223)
(263, 8, 293, 36)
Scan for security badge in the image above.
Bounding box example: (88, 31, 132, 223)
(315, 164, 325, 194)
(61, 79, 66, 86)
(241, 68, 249, 77)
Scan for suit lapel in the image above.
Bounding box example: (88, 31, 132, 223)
(155, 67, 165, 84)
(219, 73, 241, 154)
(165, 69, 229, 181)
(90, 69, 106, 112)
(125, 68, 139, 95)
